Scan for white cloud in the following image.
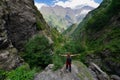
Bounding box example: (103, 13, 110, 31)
(53, 0, 60, 3)
(35, 2, 48, 10)
(35, 0, 100, 10)
(54, 0, 99, 9)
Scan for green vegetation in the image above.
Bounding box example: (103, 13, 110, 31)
(1, 0, 119, 79)
(6, 64, 36, 80)
(52, 54, 64, 70)
(22, 35, 52, 69)
(36, 20, 45, 30)
(50, 28, 65, 70)
(0, 64, 36, 80)
(63, 24, 78, 37)
(71, 0, 120, 58)
(33, 5, 47, 30)
(42, 14, 67, 32)
(69, 0, 120, 75)
(0, 69, 6, 80)
(50, 28, 83, 70)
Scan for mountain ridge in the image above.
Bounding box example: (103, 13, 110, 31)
(40, 5, 94, 32)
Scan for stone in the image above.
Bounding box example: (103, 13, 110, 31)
(111, 75, 120, 80)
(0, 39, 10, 49)
(34, 61, 95, 80)
(89, 62, 110, 80)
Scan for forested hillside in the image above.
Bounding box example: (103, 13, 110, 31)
(71, 0, 120, 76)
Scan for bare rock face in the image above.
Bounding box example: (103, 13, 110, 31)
(3, 0, 37, 50)
(0, 48, 23, 70)
(0, 0, 51, 70)
(89, 62, 110, 80)
(86, 49, 120, 77)
(111, 75, 120, 80)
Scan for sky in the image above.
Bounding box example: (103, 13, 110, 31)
(35, 0, 103, 9)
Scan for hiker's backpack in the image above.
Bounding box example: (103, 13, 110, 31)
(67, 57, 72, 64)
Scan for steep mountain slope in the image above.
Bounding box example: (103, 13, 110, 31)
(0, 0, 51, 70)
(40, 5, 94, 32)
(72, 0, 120, 76)
(63, 24, 78, 37)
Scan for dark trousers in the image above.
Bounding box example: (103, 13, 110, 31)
(66, 63, 71, 72)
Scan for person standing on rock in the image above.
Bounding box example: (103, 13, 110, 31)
(59, 53, 79, 72)
(66, 53, 72, 72)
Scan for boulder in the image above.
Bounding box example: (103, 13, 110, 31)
(89, 62, 110, 80)
(111, 75, 120, 80)
(34, 61, 95, 80)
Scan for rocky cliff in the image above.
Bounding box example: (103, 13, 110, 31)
(0, 0, 51, 70)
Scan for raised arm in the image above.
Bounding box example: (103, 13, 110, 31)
(70, 54, 81, 57)
(59, 54, 67, 57)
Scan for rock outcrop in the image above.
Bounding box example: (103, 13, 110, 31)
(34, 61, 120, 80)
(34, 61, 95, 80)
(0, 0, 51, 70)
(89, 62, 110, 80)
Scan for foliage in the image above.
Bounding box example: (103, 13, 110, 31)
(70, 0, 120, 71)
(52, 54, 64, 70)
(42, 14, 68, 32)
(6, 64, 36, 80)
(63, 24, 78, 36)
(36, 20, 44, 30)
(63, 40, 85, 54)
(22, 35, 52, 68)
(33, 5, 46, 30)
(51, 27, 85, 69)
(0, 69, 6, 80)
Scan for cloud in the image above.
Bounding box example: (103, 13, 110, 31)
(35, 0, 100, 10)
(53, 0, 60, 3)
(35, 2, 48, 10)
(54, 0, 99, 9)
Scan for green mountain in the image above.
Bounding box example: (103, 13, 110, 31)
(71, 0, 120, 75)
(63, 23, 78, 37)
(40, 5, 94, 32)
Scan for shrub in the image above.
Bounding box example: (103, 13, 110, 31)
(22, 35, 52, 68)
(52, 54, 64, 70)
(0, 69, 6, 80)
(36, 20, 45, 30)
(63, 41, 85, 53)
(6, 64, 36, 80)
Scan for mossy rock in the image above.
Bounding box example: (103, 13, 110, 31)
(73, 61, 94, 80)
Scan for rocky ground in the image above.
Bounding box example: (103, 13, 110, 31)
(34, 61, 120, 80)
(34, 61, 95, 80)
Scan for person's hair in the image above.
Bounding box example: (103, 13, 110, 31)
(67, 53, 70, 58)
